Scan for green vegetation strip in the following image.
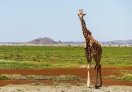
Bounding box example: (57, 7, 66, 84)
(1, 72, 132, 82)
(103, 71, 132, 81)
(0, 46, 132, 68)
(0, 74, 81, 81)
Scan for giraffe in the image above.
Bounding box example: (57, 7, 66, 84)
(78, 9, 102, 89)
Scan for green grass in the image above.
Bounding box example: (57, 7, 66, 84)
(0, 46, 132, 69)
(103, 71, 132, 81)
(102, 47, 132, 67)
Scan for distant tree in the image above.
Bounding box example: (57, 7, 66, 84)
(58, 40, 61, 43)
(36, 39, 40, 44)
(36, 39, 40, 42)
(58, 40, 62, 44)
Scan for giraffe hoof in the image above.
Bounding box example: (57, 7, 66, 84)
(87, 84, 90, 88)
(100, 84, 102, 87)
(95, 85, 100, 89)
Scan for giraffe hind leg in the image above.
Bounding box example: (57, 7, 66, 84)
(95, 65, 99, 89)
(94, 54, 102, 89)
(95, 64, 102, 89)
(99, 65, 102, 87)
(98, 53, 102, 87)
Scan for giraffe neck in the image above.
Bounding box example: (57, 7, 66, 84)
(80, 18, 91, 40)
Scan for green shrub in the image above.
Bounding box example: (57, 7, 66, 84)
(0, 75, 10, 80)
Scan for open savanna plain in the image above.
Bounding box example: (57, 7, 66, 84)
(0, 45, 132, 92)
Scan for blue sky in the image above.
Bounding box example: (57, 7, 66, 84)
(0, 0, 132, 42)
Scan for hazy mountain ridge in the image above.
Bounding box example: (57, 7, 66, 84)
(0, 37, 132, 45)
(100, 40, 132, 45)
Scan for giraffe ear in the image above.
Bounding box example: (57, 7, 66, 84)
(78, 11, 80, 15)
(79, 9, 81, 11)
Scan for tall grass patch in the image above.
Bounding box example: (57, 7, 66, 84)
(0, 46, 132, 68)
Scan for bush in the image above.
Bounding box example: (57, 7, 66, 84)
(0, 75, 10, 80)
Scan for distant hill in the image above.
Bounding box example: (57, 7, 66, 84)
(26, 37, 58, 44)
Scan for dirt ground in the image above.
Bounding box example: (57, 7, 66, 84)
(0, 66, 132, 86)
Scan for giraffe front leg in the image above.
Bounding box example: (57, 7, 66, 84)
(87, 63, 91, 87)
(84, 46, 92, 88)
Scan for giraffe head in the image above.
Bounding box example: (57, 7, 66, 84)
(78, 9, 86, 20)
